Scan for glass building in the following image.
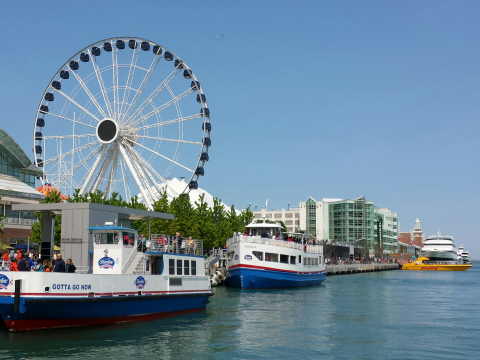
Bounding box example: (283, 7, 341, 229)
(0, 129, 43, 245)
(328, 197, 375, 253)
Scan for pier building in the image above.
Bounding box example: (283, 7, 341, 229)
(0, 129, 43, 246)
(374, 208, 399, 255)
(254, 196, 400, 258)
(252, 207, 301, 233)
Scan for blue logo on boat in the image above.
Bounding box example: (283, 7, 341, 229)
(98, 257, 115, 269)
(135, 276, 146, 289)
(0, 274, 9, 289)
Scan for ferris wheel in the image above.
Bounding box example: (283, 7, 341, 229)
(32, 37, 211, 209)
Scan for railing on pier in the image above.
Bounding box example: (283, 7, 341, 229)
(227, 233, 323, 254)
(147, 234, 203, 256)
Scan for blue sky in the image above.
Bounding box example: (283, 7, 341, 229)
(0, 1, 479, 257)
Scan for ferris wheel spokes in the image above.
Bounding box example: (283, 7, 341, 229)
(34, 37, 211, 207)
(88, 48, 114, 117)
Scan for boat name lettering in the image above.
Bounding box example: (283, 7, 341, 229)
(51, 284, 92, 290)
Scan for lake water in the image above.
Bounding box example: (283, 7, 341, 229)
(1, 264, 478, 359)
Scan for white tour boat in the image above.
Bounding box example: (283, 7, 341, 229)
(225, 221, 326, 289)
(0, 225, 212, 332)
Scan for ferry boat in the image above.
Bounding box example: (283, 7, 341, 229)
(225, 221, 326, 289)
(402, 256, 472, 271)
(0, 225, 212, 332)
(421, 233, 458, 261)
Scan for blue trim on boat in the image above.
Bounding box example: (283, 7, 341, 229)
(225, 267, 327, 289)
(0, 293, 210, 322)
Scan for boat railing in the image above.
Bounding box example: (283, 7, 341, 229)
(147, 234, 203, 256)
(227, 234, 322, 254)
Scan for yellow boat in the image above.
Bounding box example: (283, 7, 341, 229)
(402, 257, 472, 271)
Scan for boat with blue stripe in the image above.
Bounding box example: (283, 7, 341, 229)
(0, 225, 212, 332)
(225, 221, 327, 289)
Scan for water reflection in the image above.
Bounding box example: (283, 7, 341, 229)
(0, 266, 479, 360)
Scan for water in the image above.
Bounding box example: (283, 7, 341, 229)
(1, 265, 479, 360)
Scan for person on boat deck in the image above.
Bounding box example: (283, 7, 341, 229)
(66, 258, 76, 273)
(53, 254, 66, 272)
(186, 237, 194, 253)
(174, 232, 183, 252)
(43, 259, 52, 272)
(18, 256, 30, 271)
(9, 259, 18, 271)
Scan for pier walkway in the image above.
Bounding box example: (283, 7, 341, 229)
(326, 263, 399, 275)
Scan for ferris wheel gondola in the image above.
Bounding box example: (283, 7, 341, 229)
(33, 37, 211, 209)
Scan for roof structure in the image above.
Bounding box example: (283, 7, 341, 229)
(12, 202, 174, 220)
(0, 174, 43, 200)
(0, 129, 41, 176)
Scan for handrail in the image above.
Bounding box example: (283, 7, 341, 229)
(122, 248, 140, 274)
(148, 234, 204, 256)
(227, 234, 323, 254)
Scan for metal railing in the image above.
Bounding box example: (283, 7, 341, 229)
(1, 217, 37, 226)
(147, 234, 204, 256)
(227, 234, 323, 254)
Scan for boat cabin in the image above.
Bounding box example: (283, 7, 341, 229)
(90, 225, 139, 275)
(245, 221, 282, 239)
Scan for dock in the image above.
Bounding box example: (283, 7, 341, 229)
(326, 263, 399, 275)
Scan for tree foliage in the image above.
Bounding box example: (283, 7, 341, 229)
(32, 189, 253, 252)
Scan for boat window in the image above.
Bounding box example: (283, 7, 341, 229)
(122, 232, 135, 247)
(176, 259, 182, 275)
(290, 256, 296, 265)
(169, 277, 182, 286)
(152, 256, 164, 275)
(265, 253, 278, 262)
(94, 232, 118, 245)
(191, 260, 197, 275)
(253, 251, 263, 261)
(169, 259, 175, 275)
(184, 260, 190, 275)
(299, 255, 302, 264)
(280, 254, 289, 264)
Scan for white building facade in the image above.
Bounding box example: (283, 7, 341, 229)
(252, 208, 301, 234)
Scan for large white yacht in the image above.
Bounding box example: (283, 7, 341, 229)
(421, 233, 458, 261)
(457, 246, 472, 264)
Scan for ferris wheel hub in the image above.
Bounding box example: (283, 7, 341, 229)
(96, 118, 118, 144)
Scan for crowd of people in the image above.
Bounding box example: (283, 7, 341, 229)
(147, 232, 200, 255)
(1, 249, 76, 273)
(324, 256, 398, 265)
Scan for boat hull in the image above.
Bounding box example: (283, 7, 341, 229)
(226, 266, 327, 289)
(0, 293, 210, 332)
(402, 263, 472, 271)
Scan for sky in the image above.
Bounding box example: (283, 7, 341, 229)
(0, 1, 479, 257)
